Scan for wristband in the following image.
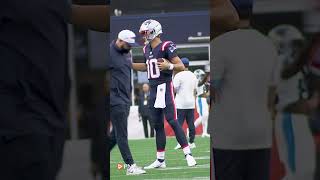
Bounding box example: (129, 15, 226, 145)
(168, 63, 174, 70)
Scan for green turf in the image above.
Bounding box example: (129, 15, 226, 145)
(110, 136, 210, 180)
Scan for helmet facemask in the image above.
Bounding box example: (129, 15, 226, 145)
(140, 29, 157, 43)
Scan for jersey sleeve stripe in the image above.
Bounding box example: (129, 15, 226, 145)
(161, 41, 171, 51)
(143, 45, 147, 54)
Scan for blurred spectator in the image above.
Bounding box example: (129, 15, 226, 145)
(138, 83, 154, 138)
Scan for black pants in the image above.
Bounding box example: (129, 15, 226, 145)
(212, 148, 271, 180)
(109, 104, 134, 165)
(177, 109, 195, 143)
(0, 133, 65, 180)
(141, 115, 154, 138)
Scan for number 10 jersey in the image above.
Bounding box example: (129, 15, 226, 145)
(143, 41, 178, 87)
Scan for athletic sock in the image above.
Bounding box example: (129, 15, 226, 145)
(182, 146, 192, 156)
(157, 151, 165, 162)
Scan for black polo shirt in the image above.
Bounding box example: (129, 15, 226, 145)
(0, 0, 71, 135)
(109, 41, 132, 106)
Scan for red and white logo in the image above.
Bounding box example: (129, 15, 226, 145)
(117, 163, 124, 170)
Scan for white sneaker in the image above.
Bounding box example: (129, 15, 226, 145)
(174, 143, 181, 150)
(126, 164, 146, 175)
(186, 154, 197, 167)
(144, 160, 166, 169)
(201, 133, 210, 138)
(189, 143, 196, 149)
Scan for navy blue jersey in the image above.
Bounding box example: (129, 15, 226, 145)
(143, 41, 178, 86)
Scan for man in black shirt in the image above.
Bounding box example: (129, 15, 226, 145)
(0, 1, 109, 180)
(109, 30, 146, 175)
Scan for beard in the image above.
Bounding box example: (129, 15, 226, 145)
(119, 45, 131, 54)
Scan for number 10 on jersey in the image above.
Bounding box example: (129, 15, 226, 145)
(146, 59, 160, 79)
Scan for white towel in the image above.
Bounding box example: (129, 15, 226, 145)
(154, 83, 166, 108)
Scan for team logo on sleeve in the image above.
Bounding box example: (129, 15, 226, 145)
(169, 44, 177, 52)
(169, 44, 177, 53)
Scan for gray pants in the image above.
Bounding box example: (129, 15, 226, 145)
(109, 104, 134, 165)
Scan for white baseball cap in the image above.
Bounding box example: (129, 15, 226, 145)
(118, 30, 139, 46)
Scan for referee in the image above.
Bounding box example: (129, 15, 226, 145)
(108, 30, 146, 175)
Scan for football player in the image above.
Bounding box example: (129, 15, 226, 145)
(193, 69, 210, 137)
(268, 25, 319, 180)
(132, 19, 197, 169)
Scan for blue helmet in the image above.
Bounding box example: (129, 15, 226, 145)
(181, 58, 189, 67)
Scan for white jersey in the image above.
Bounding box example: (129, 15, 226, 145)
(275, 113, 316, 179)
(271, 54, 308, 110)
(196, 84, 207, 96)
(272, 55, 315, 179)
(210, 29, 278, 149)
(173, 71, 198, 109)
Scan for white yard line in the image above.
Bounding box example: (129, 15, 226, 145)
(194, 156, 210, 160)
(157, 163, 209, 171)
(110, 164, 210, 179)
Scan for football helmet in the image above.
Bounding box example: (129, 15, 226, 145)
(194, 69, 206, 82)
(268, 24, 305, 55)
(139, 19, 163, 43)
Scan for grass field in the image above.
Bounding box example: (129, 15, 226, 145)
(110, 136, 210, 180)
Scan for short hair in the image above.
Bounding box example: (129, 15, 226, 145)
(231, 0, 253, 20)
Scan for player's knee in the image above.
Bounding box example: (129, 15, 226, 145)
(167, 119, 179, 128)
(189, 126, 195, 131)
(115, 134, 128, 141)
